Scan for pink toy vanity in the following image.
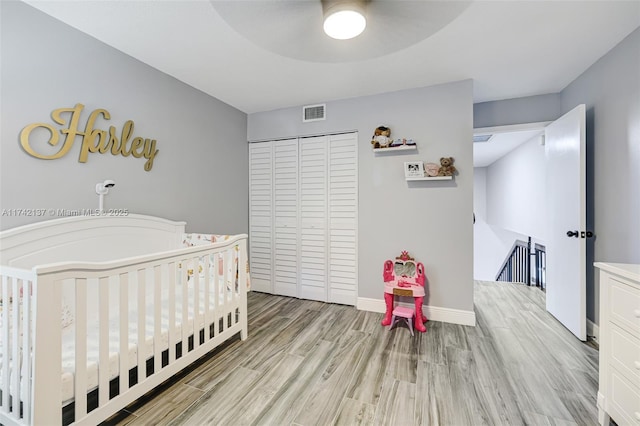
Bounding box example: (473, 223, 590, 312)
(381, 251, 428, 332)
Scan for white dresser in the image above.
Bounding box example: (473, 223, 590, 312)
(595, 262, 640, 426)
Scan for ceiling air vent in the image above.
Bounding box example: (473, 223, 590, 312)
(303, 104, 326, 122)
(473, 134, 493, 143)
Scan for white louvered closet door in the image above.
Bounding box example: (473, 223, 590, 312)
(328, 133, 358, 305)
(273, 139, 299, 297)
(299, 136, 328, 301)
(249, 142, 274, 293)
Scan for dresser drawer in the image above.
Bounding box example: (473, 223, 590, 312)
(610, 277, 640, 335)
(610, 323, 640, 386)
(608, 368, 640, 425)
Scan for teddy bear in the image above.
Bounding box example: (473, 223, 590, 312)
(437, 157, 456, 176)
(371, 126, 392, 148)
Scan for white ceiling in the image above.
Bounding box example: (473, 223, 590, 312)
(22, 0, 640, 114)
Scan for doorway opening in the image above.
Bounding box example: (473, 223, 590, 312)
(472, 121, 549, 292)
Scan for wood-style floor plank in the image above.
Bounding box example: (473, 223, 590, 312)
(107, 281, 600, 426)
(333, 398, 376, 426)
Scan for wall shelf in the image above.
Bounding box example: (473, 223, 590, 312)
(373, 145, 417, 153)
(406, 175, 453, 181)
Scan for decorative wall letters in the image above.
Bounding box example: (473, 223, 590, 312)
(20, 103, 159, 171)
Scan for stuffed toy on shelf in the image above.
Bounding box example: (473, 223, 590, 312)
(371, 126, 392, 148)
(437, 157, 457, 176)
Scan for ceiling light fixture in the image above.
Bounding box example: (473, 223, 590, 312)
(323, 1, 367, 40)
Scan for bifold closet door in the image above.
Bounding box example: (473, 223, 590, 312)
(249, 133, 357, 305)
(328, 133, 358, 305)
(248, 142, 273, 293)
(299, 136, 328, 301)
(273, 139, 299, 297)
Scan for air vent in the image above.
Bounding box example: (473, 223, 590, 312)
(473, 134, 493, 143)
(303, 104, 326, 122)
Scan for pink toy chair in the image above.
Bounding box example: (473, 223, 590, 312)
(390, 305, 415, 336)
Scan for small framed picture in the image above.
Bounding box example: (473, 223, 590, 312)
(404, 161, 425, 178)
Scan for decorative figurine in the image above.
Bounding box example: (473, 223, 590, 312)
(371, 126, 392, 148)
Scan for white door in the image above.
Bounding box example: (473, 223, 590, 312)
(299, 136, 328, 301)
(328, 133, 358, 305)
(273, 139, 299, 297)
(545, 104, 587, 340)
(248, 142, 274, 293)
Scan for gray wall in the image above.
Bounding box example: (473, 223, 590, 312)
(561, 27, 640, 326)
(248, 81, 474, 312)
(471, 27, 640, 325)
(0, 1, 248, 234)
(561, 27, 640, 265)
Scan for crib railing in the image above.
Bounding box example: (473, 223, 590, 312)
(0, 267, 36, 426)
(2, 235, 247, 426)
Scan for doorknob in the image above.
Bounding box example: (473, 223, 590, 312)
(566, 230, 579, 237)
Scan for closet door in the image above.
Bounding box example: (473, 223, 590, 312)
(248, 142, 274, 293)
(299, 136, 328, 301)
(273, 139, 299, 297)
(328, 133, 358, 305)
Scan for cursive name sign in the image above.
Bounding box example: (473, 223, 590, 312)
(20, 103, 159, 171)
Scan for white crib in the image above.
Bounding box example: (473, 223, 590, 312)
(0, 214, 248, 425)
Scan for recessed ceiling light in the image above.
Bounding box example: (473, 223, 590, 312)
(323, 1, 367, 40)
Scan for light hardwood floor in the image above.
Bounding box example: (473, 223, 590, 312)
(105, 281, 599, 426)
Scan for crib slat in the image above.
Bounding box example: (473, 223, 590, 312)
(119, 273, 129, 393)
(192, 255, 200, 350)
(98, 276, 109, 406)
(22, 280, 33, 424)
(223, 250, 229, 330)
(232, 248, 238, 305)
(153, 265, 161, 374)
(22, 278, 31, 424)
(10, 278, 20, 420)
(213, 254, 220, 333)
(75, 278, 88, 420)
(137, 269, 146, 381)
(168, 262, 176, 363)
(181, 262, 188, 353)
(1, 275, 10, 412)
(239, 238, 248, 340)
(203, 255, 211, 342)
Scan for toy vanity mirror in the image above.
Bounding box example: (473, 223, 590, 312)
(393, 251, 417, 277)
(394, 261, 416, 277)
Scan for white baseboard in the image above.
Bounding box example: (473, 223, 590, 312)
(357, 297, 476, 327)
(587, 319, 599, 344)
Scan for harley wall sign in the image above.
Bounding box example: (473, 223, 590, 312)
(20, 103, 159, 171)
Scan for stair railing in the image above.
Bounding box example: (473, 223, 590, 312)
(496, 239, 529, 284)
(496, 237, 546, 289)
